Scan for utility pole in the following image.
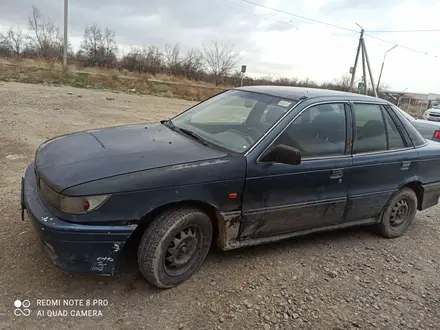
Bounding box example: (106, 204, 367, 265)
(349, 28, 363, 93)
(361, 33, 367, 95)
(362, 38, 377, 97)
(63, 0, 68, 74)
(376, 45, 397, 92)
(349, 25, 377, 97)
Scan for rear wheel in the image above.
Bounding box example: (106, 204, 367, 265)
(376, 188, 417, 238)
(137, 207, 213, 288)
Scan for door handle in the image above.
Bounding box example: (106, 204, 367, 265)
(330, 168, 344, 179)
(401, 161, 411, 171)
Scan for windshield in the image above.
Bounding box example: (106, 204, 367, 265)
(171, 90, 297, 153)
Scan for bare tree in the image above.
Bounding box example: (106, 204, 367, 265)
(0, 43, 10, 57)
(0, 27, 27, 56)
(164, 43, 182, 74)
(80, 24, 103, 66)
(143, 46, 164, 74)
(102, 27, 118, 66)
(182, 49, 204, 80)
(80, 24, 118, 67)
(201, 41, 239, 85)
(122, 46, 141, 72)
(28, 5, 63, 59)
(334, 74, 351, 91)
(120, 45, 164, 74)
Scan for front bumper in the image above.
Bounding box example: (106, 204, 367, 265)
(22, 163, 136, 275)
(427, 116, 440, 122)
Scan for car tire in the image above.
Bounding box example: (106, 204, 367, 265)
(376, 188, 417, 238)
(137, 207, 213, 288)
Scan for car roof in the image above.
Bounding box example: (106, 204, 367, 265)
(235, 85, 384, 102)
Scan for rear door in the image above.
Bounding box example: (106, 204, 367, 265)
(344, 102, 418, 222)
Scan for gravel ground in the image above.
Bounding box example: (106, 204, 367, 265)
(0, 82, 439, 330)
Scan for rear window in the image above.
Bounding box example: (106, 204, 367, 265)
(390, 105, 426, 147)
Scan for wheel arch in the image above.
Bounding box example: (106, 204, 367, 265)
(399, 179, 424, 211)
(130, 200, 235, 250)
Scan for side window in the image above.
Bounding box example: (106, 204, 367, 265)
(272, 103, 346, 158)
(353, 104, 386, 153)
(353, 103, 406, 154)
(383, 109, 406, 149)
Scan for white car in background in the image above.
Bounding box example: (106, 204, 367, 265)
(423, 104, 440, 122)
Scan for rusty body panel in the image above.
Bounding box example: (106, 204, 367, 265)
(216, 210, 241, 250)
(239, 199, 347, 239)
(221, 217, 378, 250)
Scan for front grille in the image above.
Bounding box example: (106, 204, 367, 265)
(429, 113, 440, 117)
(39, 179, 61, 209)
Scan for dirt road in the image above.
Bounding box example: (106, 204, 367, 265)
(0, 82, 439, 330)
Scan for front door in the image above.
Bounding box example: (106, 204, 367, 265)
(344, 103, 418, 222)
(240, 102, 352, 239)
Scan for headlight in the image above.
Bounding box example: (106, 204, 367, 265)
(59, 195, 110, 214)
(39, 179, 110, 214)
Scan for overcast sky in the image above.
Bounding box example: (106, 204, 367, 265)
(0, 0, 439, 94)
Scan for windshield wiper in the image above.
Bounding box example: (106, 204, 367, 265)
(178, 127, 209, 145)
(161, 119, 208, 146)
(161, 118, 176, 130)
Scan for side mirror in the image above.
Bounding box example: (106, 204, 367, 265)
(260, 144, 301, 165)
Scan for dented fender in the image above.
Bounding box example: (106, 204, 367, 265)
(23, 163, 136, 275)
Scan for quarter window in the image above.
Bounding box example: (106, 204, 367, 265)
(353, 103, 405, 154)
(272, 103, 346, 158)
(383, 109, 406, 149)
(390, 105, 426, 147)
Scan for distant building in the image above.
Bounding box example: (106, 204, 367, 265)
(428, 93, 440, 106)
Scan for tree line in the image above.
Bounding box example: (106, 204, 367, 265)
(0, 6, 242, 85)
(0, 5, 367, 91)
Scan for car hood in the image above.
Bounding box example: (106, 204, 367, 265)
(35, 122, 228, 193)
(426, 108, 440, 113)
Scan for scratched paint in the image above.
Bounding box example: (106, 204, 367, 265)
(91, 256, 114, 272)
(112, 243, 121, 252)
(169, 159, 227, 170)
(41, 216, 54, 222)
(240, 202, 345, 239)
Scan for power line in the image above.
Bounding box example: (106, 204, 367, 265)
(235, 0, 358, 33)
(367, 29, 440, 33)
(236, 0, 440, 59)
(208, 0, 360, 41)
(236, 0, 440, 37)
(210, 0, 298, 29)
(365, 33, 439, 58)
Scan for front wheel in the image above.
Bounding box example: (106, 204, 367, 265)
(137, 207, 213, 288)
(376, 188, 417, 238)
